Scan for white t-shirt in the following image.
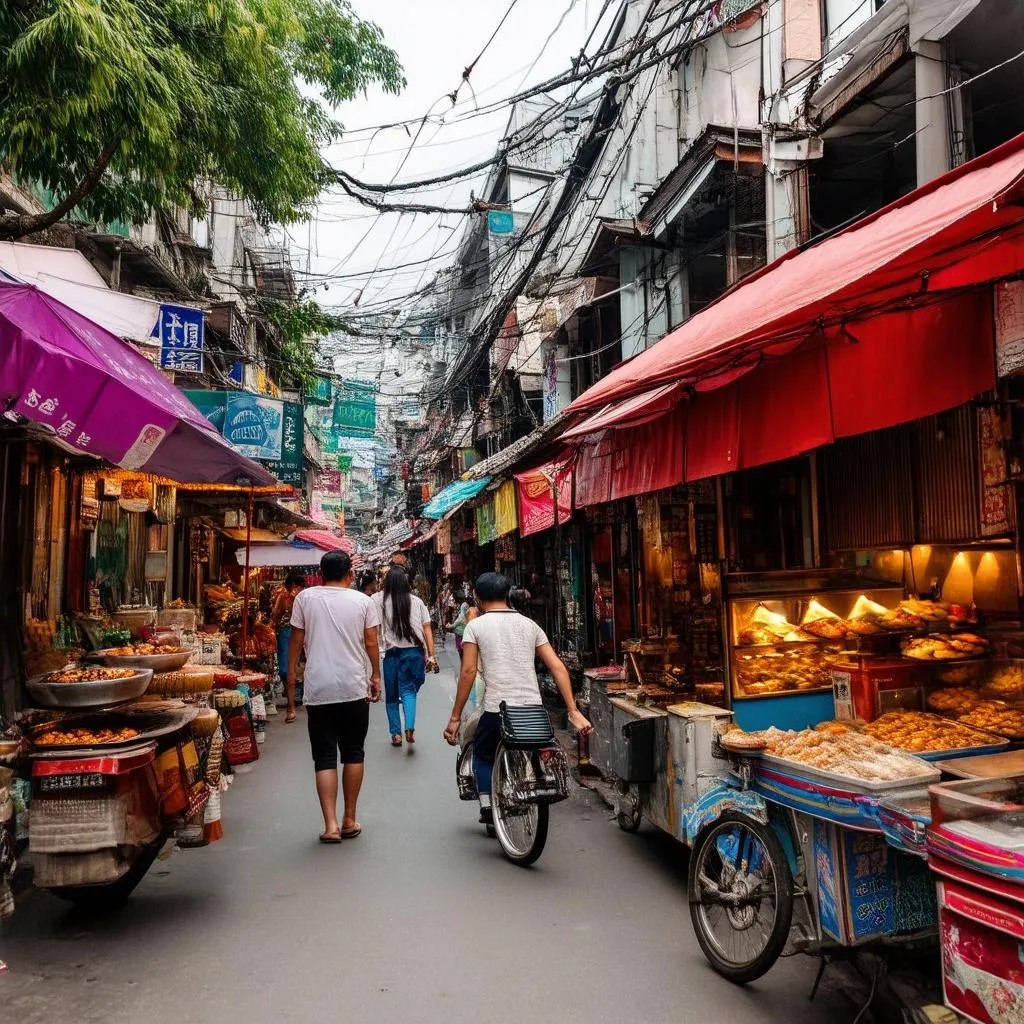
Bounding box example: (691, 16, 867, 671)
(290, 586, 380, 705)
(373, 592, 431, 651)
(462, 610, 549, 713)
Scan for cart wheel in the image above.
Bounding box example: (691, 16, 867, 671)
(688, 812, 793, 984)
(616, 782, 643, 832)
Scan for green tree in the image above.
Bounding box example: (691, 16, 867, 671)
(0, 0, 404, 240)
(259, 296, 352, 391)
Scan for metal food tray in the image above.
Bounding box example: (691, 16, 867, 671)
(28, 706, 198, 751)
(914, 735, 1010, 761)
(755, 751, 939, 795)
(26, 668, 153, 709)
(88, 648, 192, 672)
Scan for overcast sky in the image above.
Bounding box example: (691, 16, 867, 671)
(288, 0, 606, 316)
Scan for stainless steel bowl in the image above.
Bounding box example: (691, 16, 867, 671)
(26, 668, 154, 709)
(90, 649, 192, 672)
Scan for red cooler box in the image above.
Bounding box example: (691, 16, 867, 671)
(932, 857, 1024, 1024)
(832, 655, 925, 722)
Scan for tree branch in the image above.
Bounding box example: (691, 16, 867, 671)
(0, 139, 120, 241)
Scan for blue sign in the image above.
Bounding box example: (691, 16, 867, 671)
(156, 303, 204, 372)
(228, 360, 244, 386)
(223, 393, 283, 460)
(813, 819, 842, 942)
(487, 210, 515, 235)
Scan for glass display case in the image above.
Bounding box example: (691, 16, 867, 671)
(725, 570, 905, 701)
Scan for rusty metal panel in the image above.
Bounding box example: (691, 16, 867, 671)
(823, 428, 914, 551)
(912, 406, 981, 544)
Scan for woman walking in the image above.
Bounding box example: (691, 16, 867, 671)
(378, 567, 438, 747)
(273, 570, 306, 710)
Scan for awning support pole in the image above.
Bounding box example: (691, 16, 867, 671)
(240, 487, 254, 668)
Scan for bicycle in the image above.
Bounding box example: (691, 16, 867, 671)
(455, 703, 571, 866)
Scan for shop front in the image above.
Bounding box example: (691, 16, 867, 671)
(549, 133, 1024, 1007)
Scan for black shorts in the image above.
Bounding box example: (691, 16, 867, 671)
(306, 700, 370, 771)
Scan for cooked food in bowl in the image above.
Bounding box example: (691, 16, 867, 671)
(48, 667, 138, 684)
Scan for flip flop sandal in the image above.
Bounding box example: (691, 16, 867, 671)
(319, 832, 342, 844)
(405, 729, 415, 744)
(391, 735, 403, 747)
(341, 826, 362, 840)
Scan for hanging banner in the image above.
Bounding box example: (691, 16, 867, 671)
(476, 497, 497, 546)
(332, 380, 377, 437)
(223, 392, 283, 459)
(305, 376, 334, 406)
(515, 462, 571, 537)
(155, 303, 204, 372)
(493, 479, 518, 537)
(264, 400, 303, 486)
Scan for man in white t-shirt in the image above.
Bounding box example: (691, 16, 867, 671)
(288, 551, 380, 843)
(443, 572, 592, 823)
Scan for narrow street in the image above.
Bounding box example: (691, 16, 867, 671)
(2, 652, 851, 1024)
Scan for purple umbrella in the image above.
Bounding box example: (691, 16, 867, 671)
(0, 282, 276, 486)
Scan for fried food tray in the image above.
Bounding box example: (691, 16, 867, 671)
(754, 751, 940, 795)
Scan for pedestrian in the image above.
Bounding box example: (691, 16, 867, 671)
(448, 588, 477, 660)
(272, 570, 305, 706)
(356, 570, 378, 597)
(375, 567, 439, 747)
(287, 551, 381, 844)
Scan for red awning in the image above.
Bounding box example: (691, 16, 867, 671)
(568, 132, 1024, 416)
(292, 530, 353, 554)
(561, 381, 685, 440)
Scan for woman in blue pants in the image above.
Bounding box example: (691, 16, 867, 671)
(376, 567, 438, 747)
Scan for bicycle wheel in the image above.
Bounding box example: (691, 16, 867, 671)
(491, 744, 549, 866)
(688, 812, 793, 984)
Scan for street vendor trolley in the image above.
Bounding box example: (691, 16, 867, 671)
(610, 700, 940, 983)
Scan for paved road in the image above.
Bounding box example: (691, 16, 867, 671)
(0, 652, 852, 1023)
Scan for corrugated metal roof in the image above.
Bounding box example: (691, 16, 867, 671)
(462, 409, 572, 481)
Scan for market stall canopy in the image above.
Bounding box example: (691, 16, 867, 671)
(0, 241, 185, 346)
(0, 282, 276, 486)
(462, 409, 571, 482)
(560, 381, 686, 440)
(567, 130, 1024, 420)
(234, 540, 331, 568)
(421, 477, 491, 519)
(292, 530, 354, 554)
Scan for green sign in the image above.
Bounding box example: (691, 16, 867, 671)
(305, 376, 333, 406)
(184, 389, 227, 431)
(332, 380, 376, 438)
(338, 455, 353, 473)
(264, 400, 304, 487)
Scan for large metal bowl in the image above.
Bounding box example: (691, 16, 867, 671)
(26, 668, 154, 709)
(89, 648, 192, 672)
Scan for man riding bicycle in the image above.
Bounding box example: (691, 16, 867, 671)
(443, 573, 593, 824)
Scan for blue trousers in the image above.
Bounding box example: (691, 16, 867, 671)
(472, 712, 502, 794)
(383, 647, 425, 735)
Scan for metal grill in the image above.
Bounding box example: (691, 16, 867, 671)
(911, 406, 981, 543)
(823, 427, 913, 550)
(823, 403, 983, 550)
